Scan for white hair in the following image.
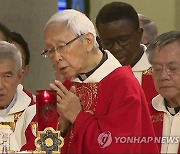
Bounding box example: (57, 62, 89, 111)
(138, 14, 158, 42)
(45, 9, 99, 49)
(0, 41, 22, 71)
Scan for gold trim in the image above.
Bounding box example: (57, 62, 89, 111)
(151, 113, 164, 123)
(0, 122, 15, 130)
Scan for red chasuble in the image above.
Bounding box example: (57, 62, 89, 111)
(61, 66, 158, 153)
(142, 70, 158, 104)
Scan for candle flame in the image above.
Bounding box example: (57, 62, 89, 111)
(44, 90, 50, 99)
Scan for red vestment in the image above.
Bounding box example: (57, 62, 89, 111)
(62, 66, 158, 153)
(142, 72, 158, 103)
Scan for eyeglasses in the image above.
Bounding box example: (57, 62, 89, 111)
(101, 30, 137, 49)
(41, 34, 84, 58)
(151, 64, 180, 76)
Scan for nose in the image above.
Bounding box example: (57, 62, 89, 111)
(160, 68, 171, 80)
(54, 51, 63, 62)
(112, 41, 123, 52)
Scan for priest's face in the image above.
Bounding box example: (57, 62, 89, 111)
(43, 22, 90, 80)
(97, 19, 142, 67)
(0, 59, 23, 109)
(151, 41, 180, 103)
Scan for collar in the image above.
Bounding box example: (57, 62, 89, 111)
(132, 44, 151, 72)
(73, 50, 121, 83)
(78, 50, 108, 81)
(164, 99, 180, 116)
(152, 95, 169, 113)
(152, 95, 180, 115)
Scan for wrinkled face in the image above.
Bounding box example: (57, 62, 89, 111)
(44, 22, 89, 80)
(97, 19, 142, 66)
(151, 42, 180, 101)
(0, 59, 24, 109)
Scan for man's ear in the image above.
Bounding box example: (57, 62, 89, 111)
(23, 65, 30, 78)
(18, 69, 25, 84)
(84, 33, 94, 52)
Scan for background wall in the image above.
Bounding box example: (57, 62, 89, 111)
(90, 0, 180, 35)
(0, 0, 179, 94)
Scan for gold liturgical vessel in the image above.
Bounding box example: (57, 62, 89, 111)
(0, 122, 15, 153)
